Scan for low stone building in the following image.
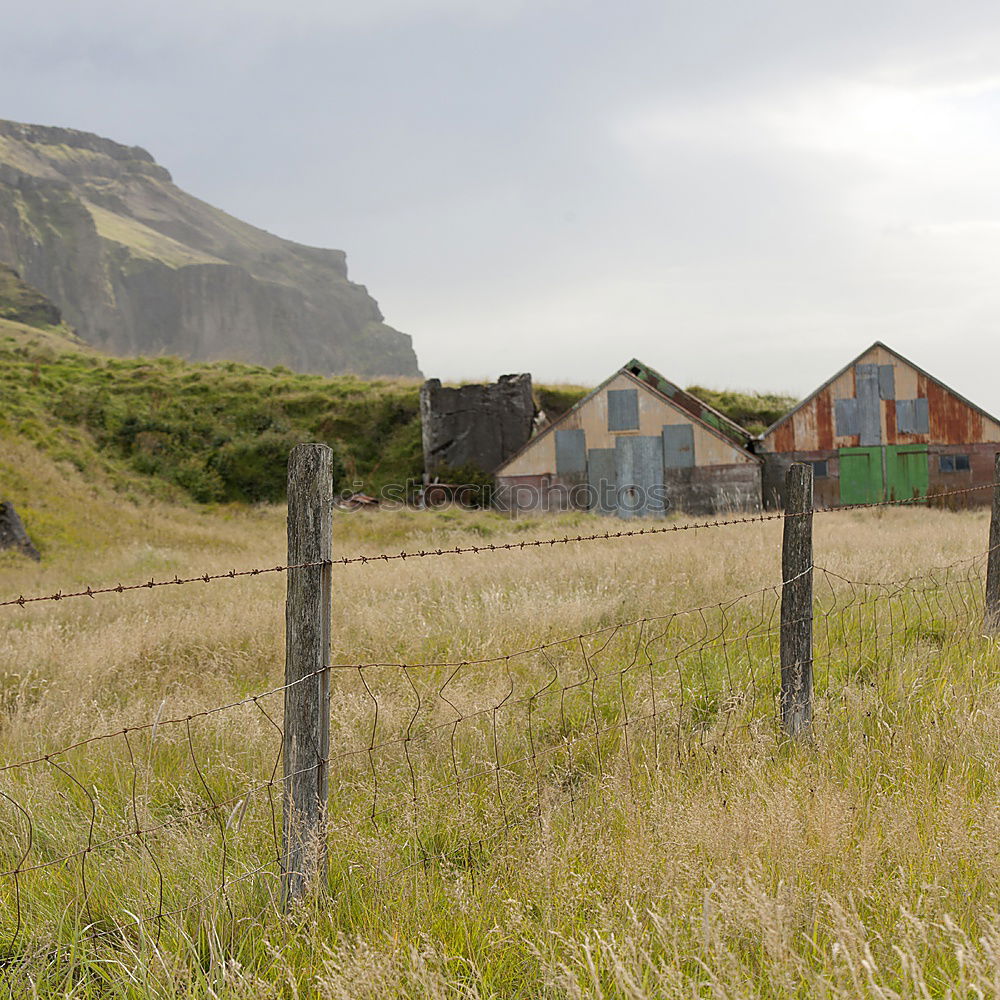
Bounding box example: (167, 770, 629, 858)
(494, 359, 761, 517)
(757, 341, 1000, 507)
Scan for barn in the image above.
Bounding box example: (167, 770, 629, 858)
(757, 342, 1000, 508)
(494, 359, 762, 517)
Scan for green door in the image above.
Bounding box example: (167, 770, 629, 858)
(839, 446, 884, 504)
(885, 444, 929, 501)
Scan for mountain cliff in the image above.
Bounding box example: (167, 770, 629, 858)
(0, 119, 420, 376)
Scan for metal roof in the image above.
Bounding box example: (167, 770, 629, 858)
(759, 341, 1000, 441)
(494, 359, 761, 474)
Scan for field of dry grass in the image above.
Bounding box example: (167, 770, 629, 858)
(1, 466, 998, 997)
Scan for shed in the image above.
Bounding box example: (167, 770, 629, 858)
(494, 359, 762, 517)
(757, 342, 1000, 507)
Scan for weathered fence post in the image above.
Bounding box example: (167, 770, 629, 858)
(780, 463, 814, 737)
(282, 443, 333, 904)
(985, 453, 1000, 634)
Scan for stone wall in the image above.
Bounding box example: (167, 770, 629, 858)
(420, 374, 535, 477)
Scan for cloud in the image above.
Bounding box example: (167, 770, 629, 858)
(3, 1, 1000, 409)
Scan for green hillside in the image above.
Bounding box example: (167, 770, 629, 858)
(686, 384, 798, 435)
(0, 269, 794, 551)
(1, 328, 794, 506)
(1, 323, 423, 505)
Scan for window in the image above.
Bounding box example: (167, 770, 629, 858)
(940, 454, 970, 473)
(809, 460, 829, 479)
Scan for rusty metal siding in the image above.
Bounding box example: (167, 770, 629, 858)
(885, 399, 897, 440)
(607, 389, 640, 431)
(663, 423, 695, 469)
(555, 429, 586, 478)
(919, 374, 985, 442)
(772, 421, 795, 453)
(815, 391, 834, 446)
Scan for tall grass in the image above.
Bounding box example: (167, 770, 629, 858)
(0, 496, 997, 998)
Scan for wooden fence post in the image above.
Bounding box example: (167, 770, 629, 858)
(781, 463, 814, 737)
(985, 453, 1000, 634)
(282, 443, 333, 904)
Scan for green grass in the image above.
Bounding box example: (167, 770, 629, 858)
(686, 384, 799, 435)
(0, 323, 425, 504)
(0, 487, 996, 997)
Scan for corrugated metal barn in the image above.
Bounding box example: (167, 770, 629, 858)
(495, 359, 762, 517)
(757, 342, 1000, 507)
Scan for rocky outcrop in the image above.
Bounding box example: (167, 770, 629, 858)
(420, 374, 536, 476)
(0, 119, 420, 376)
(0, 502, 40, 560)
(0, 263, 61, 327)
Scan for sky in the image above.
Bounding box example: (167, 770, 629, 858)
(5, 0, 1000, 406)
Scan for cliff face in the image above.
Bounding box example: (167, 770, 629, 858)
(0, 120, 420, 376)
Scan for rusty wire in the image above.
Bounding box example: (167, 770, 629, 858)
(0, 560, 327, 609)
(0, 551, 991, 945)
(2, 481, 996, 612)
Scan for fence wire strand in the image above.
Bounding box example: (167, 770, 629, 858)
(2, 480, 996, 610)
(0, 547, 994, 949)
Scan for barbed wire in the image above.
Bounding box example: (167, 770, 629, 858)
(2, 481, 996, 612)
(0, 560, 327, 608)
(0, 551, 991, 950)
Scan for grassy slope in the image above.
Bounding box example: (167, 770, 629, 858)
(685, 384, 798, 434)
(2, 317, 793, 533)
(0, 319, 426, 512)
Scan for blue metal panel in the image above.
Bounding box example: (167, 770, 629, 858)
(587, 448, 616, 515)
(835, 398, 860, 437)
(856, 364, 882, 446)
(896, 399, 914, 433)
(662, 423, 695, 469)
(896, 398, 930, 435)
(878, 364, 896, 400)
(607, 389, 639, 431)
(555, 428, 586, 477)
(615, 436, 665, 520)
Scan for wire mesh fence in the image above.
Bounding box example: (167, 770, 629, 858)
(0, 544, 993, 948)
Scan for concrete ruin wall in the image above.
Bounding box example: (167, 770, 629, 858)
(420, 374, 535, 478)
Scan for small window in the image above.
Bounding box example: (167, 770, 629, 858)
(809, 460, 829, 479)
(940, 454, 970, 473)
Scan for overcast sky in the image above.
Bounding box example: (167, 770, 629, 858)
(5, 1, 1000, 406)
